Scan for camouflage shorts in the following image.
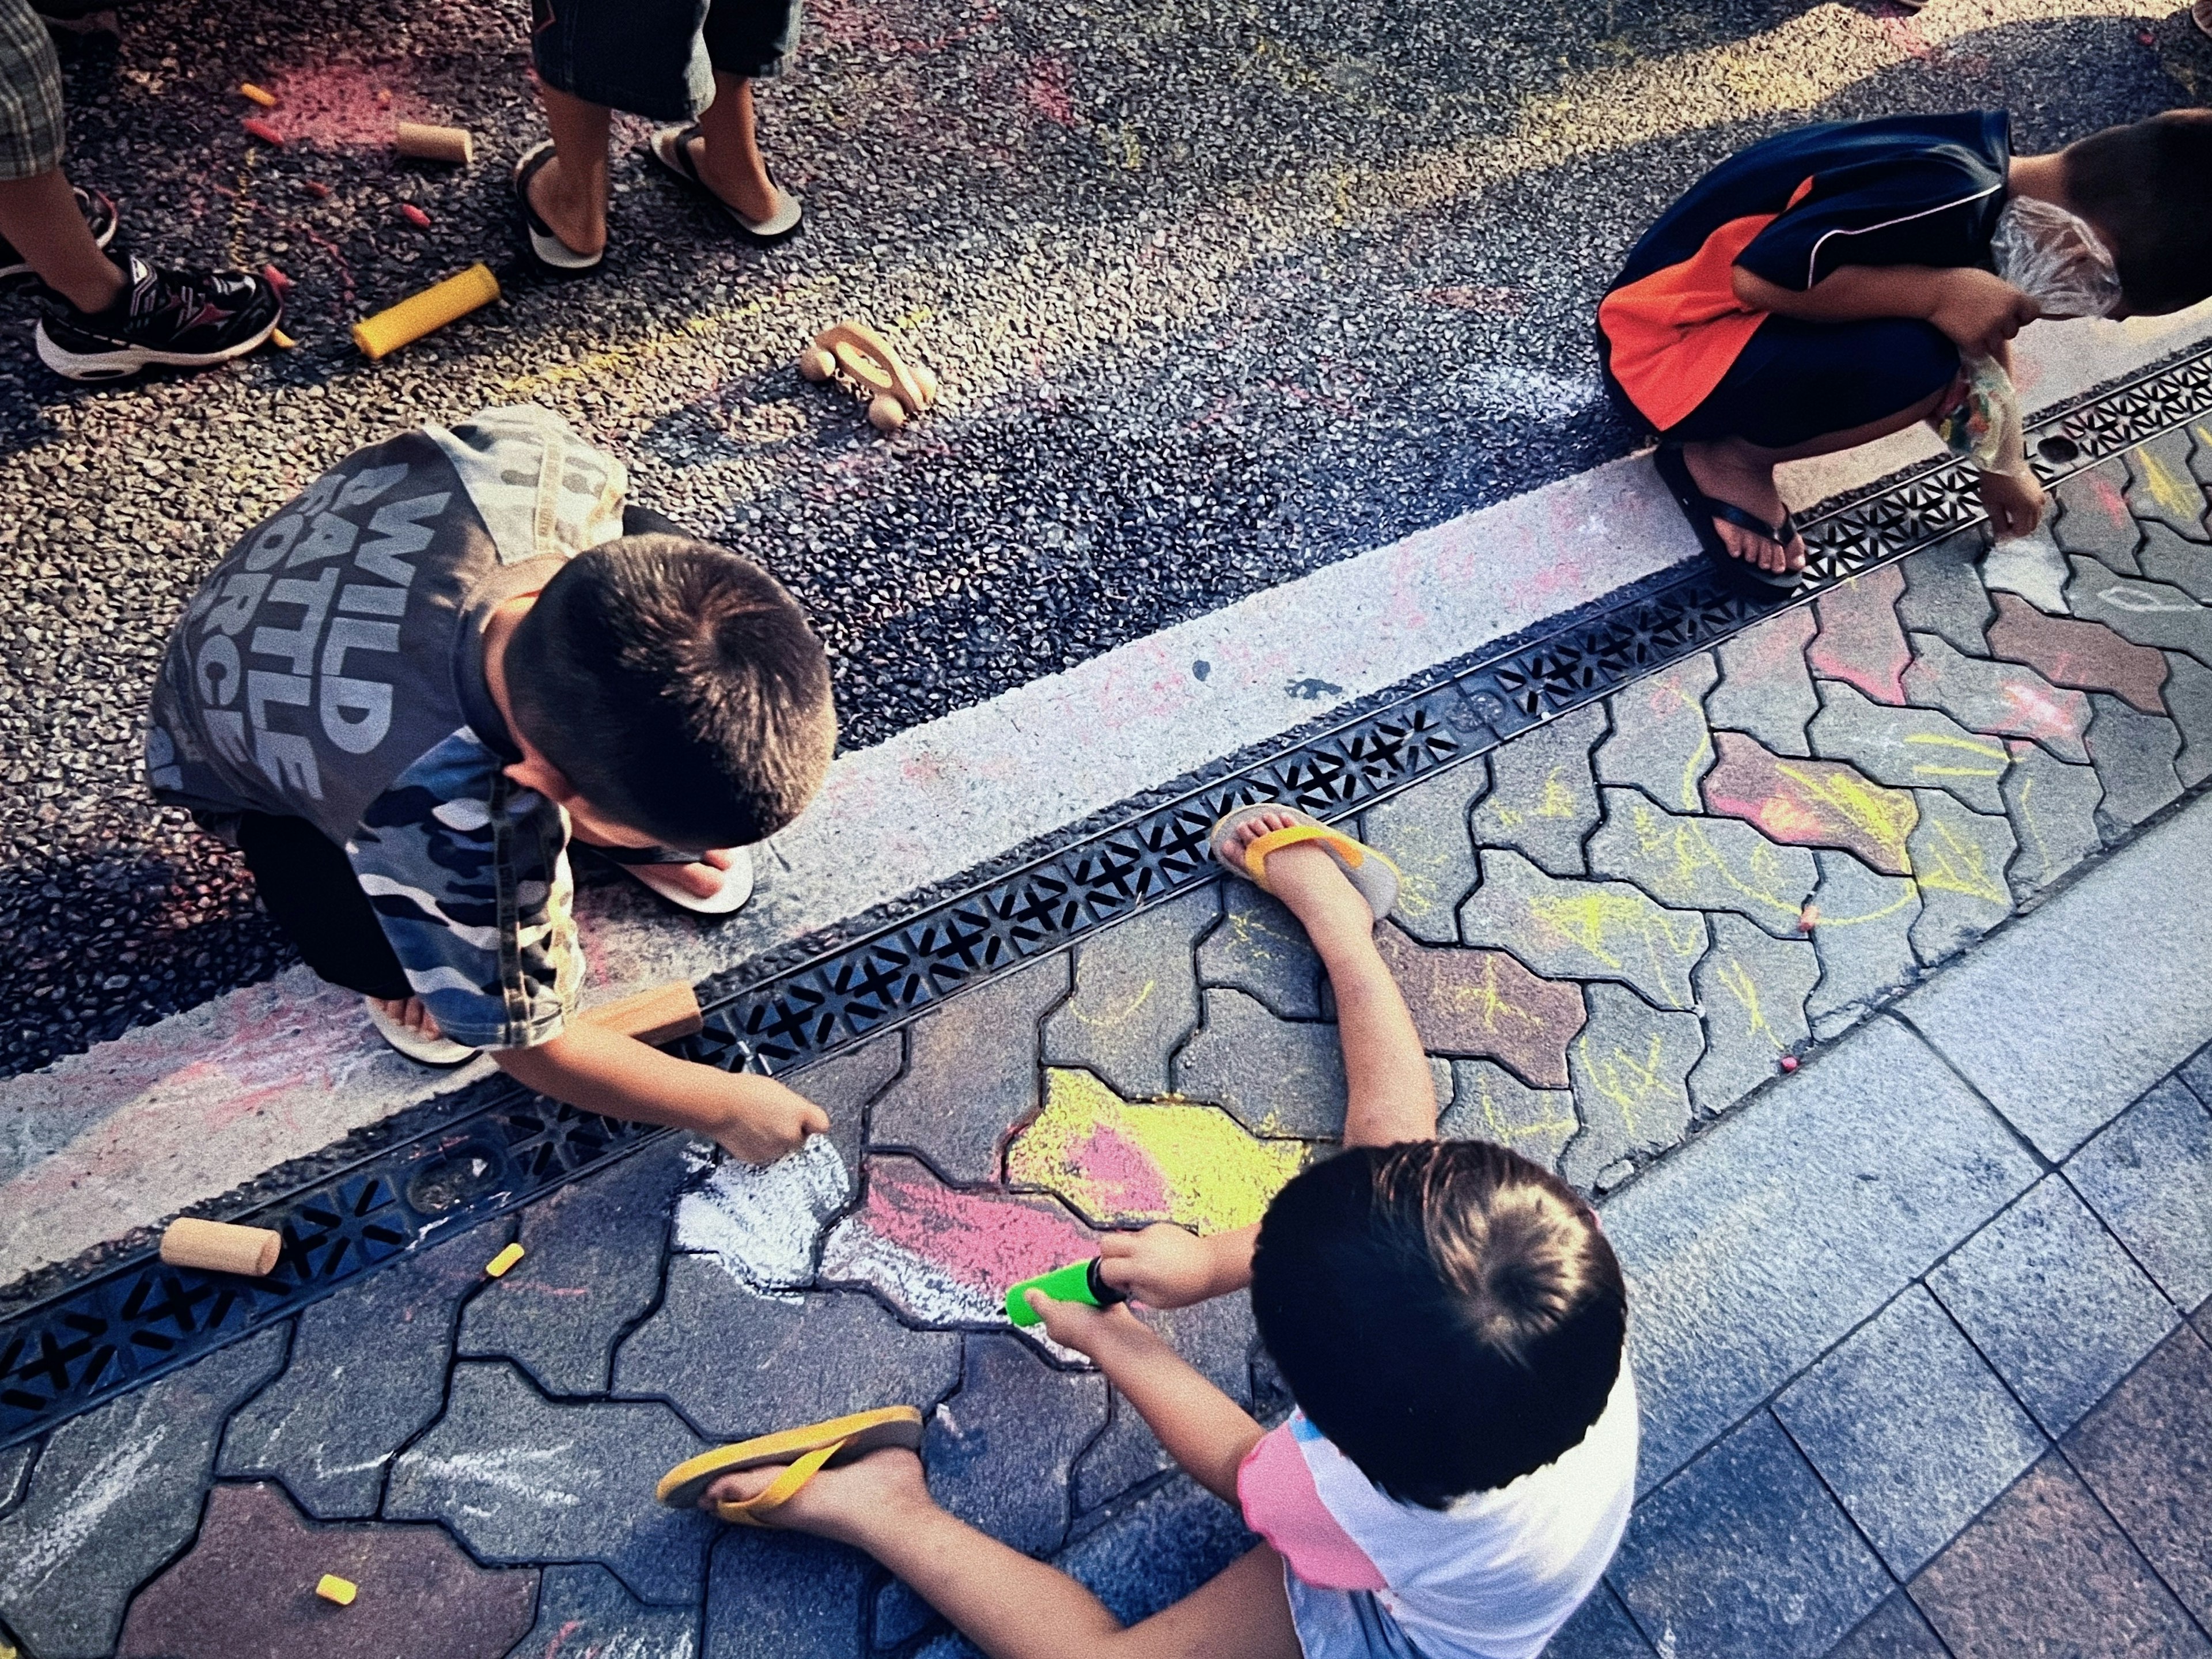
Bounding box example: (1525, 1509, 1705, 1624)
(0, 0, 65, 182)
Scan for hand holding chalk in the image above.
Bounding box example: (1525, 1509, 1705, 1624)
(1005, 1257, 1129, 1326)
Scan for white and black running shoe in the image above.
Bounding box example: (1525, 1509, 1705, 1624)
(34, 255, 282, 381)
(0, 186, 117, 285)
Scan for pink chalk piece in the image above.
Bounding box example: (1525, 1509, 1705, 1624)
(399, 203, 431, 228)
(262, 263, 291, 293)
(302, 179, 330, 199)
(858, 1165, 1094, 1294)
(242, 117, 284, 146)
(1780, 1055, 1800, 1073)
(1805, 564, 1911, 705)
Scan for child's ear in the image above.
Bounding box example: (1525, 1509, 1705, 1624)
(503, 751, 577, 805)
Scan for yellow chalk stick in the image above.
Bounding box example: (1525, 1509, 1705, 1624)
(240, 82, 277, 107)
(315, 1574, 357, 1606)
(486, 1243, 526, 1278)
(351, 263, 499, 361)
(271, 328, 297, 350)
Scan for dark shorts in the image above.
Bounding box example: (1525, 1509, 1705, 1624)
(531, 0, 802, 123)
(1605, 314, 1960, 451)
(237, 812, 412, 1001)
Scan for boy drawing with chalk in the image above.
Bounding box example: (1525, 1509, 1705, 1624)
(146, 404, 835, 1162)
(657, 806, 1637, 1659)
(1599, 108, 2212, 594)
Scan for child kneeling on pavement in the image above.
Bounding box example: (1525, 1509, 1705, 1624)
(146, 403, 834, 1162)
(660, 806, 1638, 1659)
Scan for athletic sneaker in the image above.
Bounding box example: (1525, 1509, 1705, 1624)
(0, 186, 116, 285)
(34, 255, 282, 381)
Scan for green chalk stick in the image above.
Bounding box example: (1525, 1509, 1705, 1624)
(1006, 1258, 1126, 1325)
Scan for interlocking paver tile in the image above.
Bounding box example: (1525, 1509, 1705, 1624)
(1806, 563, 1911, 706)
(222, 1217, 513, 1518)
(1807, 680, 2011, 813)
(1908, 1453, 2211, 1658)
(1998, 742, 2104, 900)
(2065, 553, 2212, 667)
(1041, 887, 1215, 1098)
(1586, 787, 1819, 935)
(869, 955, 1070, 1181)
(1608, 1412, 1889, 1659)
(668, 1135, 850, 1294)
(616, 1260, 964, 1438)
(2083, 692, 2184, 834)
(1544, 1585, 1656, 1657)
(458, 1138, 691, 1397)
(1773, 1285, 2046, 1577)
(1986, 590, 2170, 713)
(1701, 730, 1918, 876)
(1687, 914, 1819, 1116)
(2168, 652, 2212, 786)
(2122, 427, 2209, 542)
(875, 1576, 940, 1650)
(926, 1334, 1107, 1555)
(1471, 702, 1606, 875)
(1559, 984, 1702, 1192)
(1897, 531, 1997, 657)
(2138, 520, 2212, 601)
(0, 1326, 284, 1659)
(113, 1480, 537, 1659)
(817, 1155, 1096, 1328)
(1458, 850, 1709, 1010)
(386, 1361, 715, 1605)
(511, 1564, 700, 1659)
(2062, 1323, 2212, 1630)
(1051, 1473, 1255, 1627)
(1196, 880, 1323, 1018)
(701, 1528, 868, 1659)
(1928, 1177, 2178, 1437)
(0, 1438, 32, 1515)
(1983, 524, 2073, 613)
(1362, 761, 1484, 942)
(1375, 924, 1587, 1086)
(1802, 849, 1922, 1039)
(1007, 1067, 1306, 1229)
(1707, 605, 1820, 757)
(2184, 1042, 2212, 1108)
(1595, 654, 1718, 813)
(1440, 1059, 1581, 1174)
(794, 1028, 907, 1171)
(1604, 1017, 2036, 1488)
(1904, 790, 2017, 966)
(1901, 632, 2093, 759)
(1173, 988, 1453, 1138)
(1823, 1593, 1950, 1658)
(2065, 1078, 2212, 1310)
(1073, 1296, 1256, 1513)
(2052, 458, 2143, 571)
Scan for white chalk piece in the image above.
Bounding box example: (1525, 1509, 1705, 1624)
(394, 121, 473, 165)
(160, 1217, 282, 1277)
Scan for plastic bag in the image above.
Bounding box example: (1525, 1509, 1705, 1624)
(1990, 196, 2124, 320)
(1931, 354, 2027, 476)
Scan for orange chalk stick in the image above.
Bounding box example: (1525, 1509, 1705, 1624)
(239, 82, 277, 107)
(161, 1217, 282, 1276)
(578, 981, 704, 1047)
(262, 263, 291, 292)
(242, 117, 283, 146)
(351, 263, 499, 360)
(394, 121, 474, 165)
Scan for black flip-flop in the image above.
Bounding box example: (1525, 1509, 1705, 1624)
(1652, 444, 1805, 595)
(647, 125, 804, 245)
(512, 141, 603, 272)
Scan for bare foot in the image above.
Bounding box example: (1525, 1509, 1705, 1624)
(525, 151, 607, 259)
(368, 995, 446, 1040)
(1681, 440, 1806, 575)
(699, 1446, 930, 1548)
(1223, 810, 1376, 952)
(681, 132, 781, 226)
(665, 846, 741, 902)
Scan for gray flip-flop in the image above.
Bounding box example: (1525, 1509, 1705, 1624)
(1207, 803, 1399, 921)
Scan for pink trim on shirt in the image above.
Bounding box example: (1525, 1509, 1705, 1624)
(1237, 1422, 1389, 1592)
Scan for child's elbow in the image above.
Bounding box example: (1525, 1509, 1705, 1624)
(1730, 265, 1776, 309)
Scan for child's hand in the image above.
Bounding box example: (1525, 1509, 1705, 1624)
(713, 1076, 831, 1164)
(1097, 1224, 1222, 1309)
(1927, 269, 2042, 358)
(1979, 469, 2049, 541)
(1024, 1289, 1152, 1358)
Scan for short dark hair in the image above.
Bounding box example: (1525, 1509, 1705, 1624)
(2063, 109, 2212, 316)
(1251, 1141, 1627, 1508)
(503, 535, 835, 851)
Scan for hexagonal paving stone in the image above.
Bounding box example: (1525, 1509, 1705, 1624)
(1585, 785, 1818, 937)
(1073, 1294, 1257, 1513)
(385, 1361, 715, 1606)
(1804, 849, 1922, 1040)
(509, 1564, 699, 1659)
(1041, 887, 1215, 1099)
(1362, 762, 1484, 944)
(2064, 554, 2212, 669)
(616, 1259, 964, 1440)
(702, 1527, 869, 1659)
(869, 955, 1071, 1182)
(2168, 652, 2212, 787)
(2123, 427, 2209, 542)
(0, 1327, 286, 1659)
(2052, 458, 2143, 573)
(1700, 730, 1918, 876)
(2084, 693, 2183, 836)
(1906, 790, 2018, 967)
(1195, 880, 1323, 1018)
(1902, 633, 2093, 760)
(1808, 680, 2012, 815)
(1707, 605, 1819, 757)
(1688, 913, 1820, 1116)
(926, 1334, 1107, 1555)
(1439, 1058, 1580, 1173)
(114, 1481, 537, 1659)
(1596, 654, 1718, 813)
(1985, 590, 2169, 714)
(1807, 563, 1911, 705)
(1458, 849, 1709, 1011)
(1374, 924, 1586, 1087)
(1896, 531, 1996, 658)
(2137, 521, 2212, 603)
(1470, 702, 1605, 875)
(1052, 1473, 1256, 1627)
(1999, 742, 2104, 902)
(1559, 983, 1703, 1191)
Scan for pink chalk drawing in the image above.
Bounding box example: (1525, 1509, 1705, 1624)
(1807, 565, 1911, 704)
(1024, 56, 1076, 127)
(266, 65, 426, 148)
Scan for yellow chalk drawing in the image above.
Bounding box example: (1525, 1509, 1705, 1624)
(1527, 887, 1705, 1002)
(1902, 730, 2009, 787)
(2135, 444, 2203, 528)
(1537, 768, 1582, 820)
(1465, 1068, 1578, 1147)
(1446, 953, 1543, 1034)
(499, 279, 839, 398)
(1773, 763, 1918, 868)
(1621, 798, 1805, 925)
(1009, 1070, 1306, 1232)
(2014, 773, 2054, 881)
(1574, 1031, 1670, 1137)
(1812, 881, 1922, 927)
(1713, 958, 1784, 1053)
(1066, 979, 1156, 1031)
(1492, 805, 1526, 828)
(1907, 815, 2009, 906)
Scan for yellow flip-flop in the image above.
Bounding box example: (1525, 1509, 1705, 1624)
(654, 1405, 925, 1526)
(1207, 803, 1399, 921)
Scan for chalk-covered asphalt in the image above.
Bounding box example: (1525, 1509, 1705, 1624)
(0, 0, 2202, 1076)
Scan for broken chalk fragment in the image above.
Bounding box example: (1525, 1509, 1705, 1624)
(486, 1243, 525, 1278)
(1779, 1054, 1800, 1073)
(399, 203, 431, 228)
(271, 328, 297, 350)
(302, 180, 330, 199)
(1797, 904, 1819, 934)
(239, 82, 277, 107)
(262, 263, 291, 293)
(315, 1575, 357, 1607)
(242, 117, 283, 146)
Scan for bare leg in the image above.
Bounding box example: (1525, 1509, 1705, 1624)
(1681, 383, 1957, 575)
(0, 169, 122, 312)
(704, 1450, 1302, 1659)
(687, 73, 779, 222)
(528, 83, 613, 257)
